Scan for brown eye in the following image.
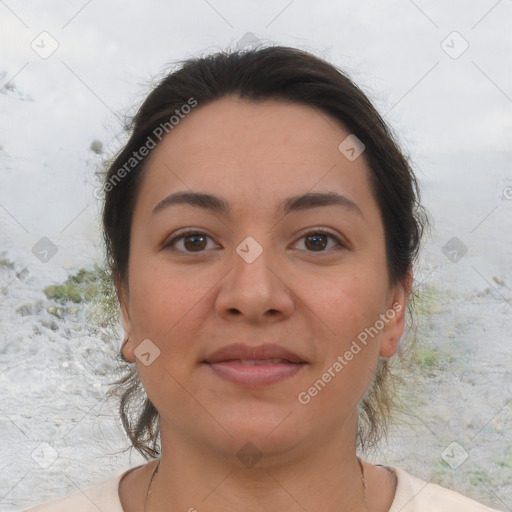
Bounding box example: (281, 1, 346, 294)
(293, 230, 343, 253)
(305, 233, 328, 251)
(183, 234, 207, 251)
(166, 231, 219, 253)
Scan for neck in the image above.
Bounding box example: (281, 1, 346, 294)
(147, 422, 368, 512)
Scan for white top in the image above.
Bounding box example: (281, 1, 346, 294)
(23, 463, 502, 511)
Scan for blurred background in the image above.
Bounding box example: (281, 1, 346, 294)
(1, 1, 511, 510)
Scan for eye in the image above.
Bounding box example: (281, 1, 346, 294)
(293, 230, 344, 252)
(165, 230, 220, 253)
(164, 228, 345, 254)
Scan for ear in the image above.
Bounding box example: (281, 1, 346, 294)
(379, 268, 412, 359)
(115, 275, 136, 363)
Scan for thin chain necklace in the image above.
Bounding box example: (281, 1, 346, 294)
(144, 457, 368, 511)
(144, 459, 160, 512)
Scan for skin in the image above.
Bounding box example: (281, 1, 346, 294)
(117, 97, 411, 512)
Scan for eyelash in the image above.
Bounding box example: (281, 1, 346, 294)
(164, 228, 345, 254)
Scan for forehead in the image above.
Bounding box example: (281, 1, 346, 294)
(150, 96, 348, 169)
(136, 97, 376, 218)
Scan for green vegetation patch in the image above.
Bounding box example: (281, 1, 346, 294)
(44, 266, 103, 304)
(43, 264, 119, 328)
(0, 257, 15, 270)
(413, 345, 439, 370)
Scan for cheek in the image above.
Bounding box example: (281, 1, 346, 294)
(304, 265, 389, 401)
(127, 254, 215, 343)
(300, 276, 385, 415)
(309, 266, 388, 335)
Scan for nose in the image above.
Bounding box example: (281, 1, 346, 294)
(214, 239, 295, 324)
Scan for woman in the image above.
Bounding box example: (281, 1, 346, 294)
(26, 46, 501, 511)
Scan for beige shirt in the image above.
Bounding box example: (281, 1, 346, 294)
(24, 464, 502, 511)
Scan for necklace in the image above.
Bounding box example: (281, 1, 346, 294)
(144, 459, 160, 512)
(144, 457, 367, 511)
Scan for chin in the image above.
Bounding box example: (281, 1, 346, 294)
(206, 405, 307, 457)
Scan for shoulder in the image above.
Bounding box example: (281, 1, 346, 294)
(22, 465, 142, 512)
(388, 466, 503, 512)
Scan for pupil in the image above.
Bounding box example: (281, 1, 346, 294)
(182, 234, 328, 252)
(306, 234, 327, 251)
(185, 235, 206, 251)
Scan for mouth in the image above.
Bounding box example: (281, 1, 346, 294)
(222, 358, 299, 365)
(202, 344, 308, 387)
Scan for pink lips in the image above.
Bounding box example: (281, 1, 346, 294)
(203, 343, 307, 386)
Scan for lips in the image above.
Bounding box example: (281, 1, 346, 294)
(233, 358, 293, 365)
(203, 343, 306, 364)
(203, 344, 307, 387)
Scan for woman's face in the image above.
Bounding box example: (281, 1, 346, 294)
(119, 97, 408, 458)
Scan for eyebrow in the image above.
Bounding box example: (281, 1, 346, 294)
(152, 191, 363, 217)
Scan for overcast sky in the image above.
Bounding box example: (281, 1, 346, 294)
(2, 0, 511, 152)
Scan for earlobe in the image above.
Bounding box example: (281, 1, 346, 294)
(378, 302, 406, 358)
(115, 276, 131, 328)
(379, 270, 412, 359)
(114, 275, 136, 362)
(121, 336, 136, 363)
(379, 335, 400, 359)
(119, 296, 132, 336)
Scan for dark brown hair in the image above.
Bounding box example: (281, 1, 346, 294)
(102, 46, 427, 459)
